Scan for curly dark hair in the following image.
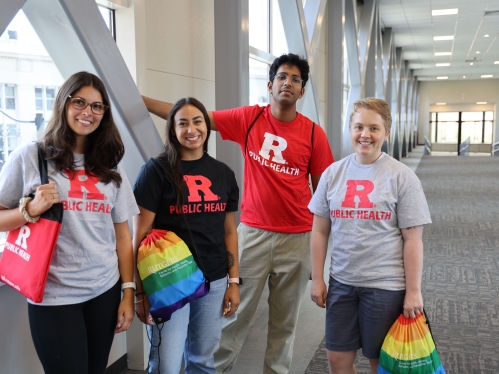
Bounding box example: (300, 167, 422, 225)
(269, 53, 310, 88)
(43, 71, 124, 186)
(157, 97, 212, 208)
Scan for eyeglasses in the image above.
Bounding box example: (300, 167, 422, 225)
(274, 73, 303, 86)
(68, 95, 109, 115)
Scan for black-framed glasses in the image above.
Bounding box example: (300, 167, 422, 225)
(274, 73, 303, 86)
(68, 95, 109, 115)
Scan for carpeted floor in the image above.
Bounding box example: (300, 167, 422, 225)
(305, 156, 499, 374)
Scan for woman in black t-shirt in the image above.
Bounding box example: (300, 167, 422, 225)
(132, 97, 240, 374)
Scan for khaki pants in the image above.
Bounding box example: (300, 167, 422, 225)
(215, 223, 311, 374)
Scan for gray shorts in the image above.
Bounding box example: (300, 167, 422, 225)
(325, 277, 405, 359)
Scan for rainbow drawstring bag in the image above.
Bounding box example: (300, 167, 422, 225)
(378, 312, 445, 374)
(137, 229, 209, 324)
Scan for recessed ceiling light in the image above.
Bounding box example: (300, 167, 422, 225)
(481, 75, 493, 78)
(434, 36, 454, 41)
(476, 51, 480, 54)
(476, 102, 487, 105)
(437, 76, 448, 79)
(484, 34, 490, 37)
(463, 76, 466, 78)
(436, 63, 450, 66)
(432, 9, 459, 16)
(494, 61, 499, 64)
(435, 52, 452, 56)
(436, 103, 447, 105)
(470, 63, 474, 65)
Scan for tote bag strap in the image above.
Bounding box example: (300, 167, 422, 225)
(36, 142, 49, 184)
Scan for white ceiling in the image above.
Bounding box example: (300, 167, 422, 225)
(378, 0, 499, 81)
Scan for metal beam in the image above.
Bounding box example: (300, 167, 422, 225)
(0, 0, 25, 36)
(327, 0, 345, 161)
(214, 0, 249, 224)
(22, 0, 161, 180)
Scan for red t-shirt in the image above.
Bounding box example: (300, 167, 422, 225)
(213, 105, 334, 233)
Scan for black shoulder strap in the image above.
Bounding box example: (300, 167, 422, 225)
(36, 143, 49, 185)
(244, 107, 266, 156)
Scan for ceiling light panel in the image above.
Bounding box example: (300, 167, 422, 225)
(436, 63, 450, 66)
(432, 9, 459, 16)
(434, 36, 454, 41)
(435, 52, 452, 56)
(437, 76, 448, 79)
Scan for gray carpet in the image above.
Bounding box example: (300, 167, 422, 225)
(305, 156, 499, 374)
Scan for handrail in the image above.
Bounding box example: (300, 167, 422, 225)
(491, 141, 499, 156)
(423, 135, 431, 155)
(0, 108, 36, 123)
(459, 137, 470, 156)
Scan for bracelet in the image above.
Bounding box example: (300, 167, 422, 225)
(121, 282, 136, 291)
(19, 197, 40, 223)
(135, 291, 146, 296)
(134, 299, 144, 304)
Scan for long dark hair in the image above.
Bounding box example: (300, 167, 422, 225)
(43, 71, 124, 186)
(157, 97, 211, 208)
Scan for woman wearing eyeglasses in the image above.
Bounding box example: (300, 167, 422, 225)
(0, 71, 139, 374)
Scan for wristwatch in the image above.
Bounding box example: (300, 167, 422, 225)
(228, 277, 243, 286)
(121, 282, 136, 291)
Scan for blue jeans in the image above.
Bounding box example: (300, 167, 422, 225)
(148, 277, 226, 374)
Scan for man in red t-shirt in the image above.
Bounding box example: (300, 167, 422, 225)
(143, 53, 334, 374)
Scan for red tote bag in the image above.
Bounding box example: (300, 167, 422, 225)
(0, 145, 63, 303)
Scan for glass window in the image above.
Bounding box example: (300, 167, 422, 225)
(271, 0, 288, 56)
(462, 112, 483, 121)
(46, 87, 56, 110)
(431, 112, 436, 121)
(485, 111, 493, 121)
(5, 85, 16, 110)
(249, 58, 269, 105)
(461, 122, 483, 144)
(35, 87, 43, 110)
(7, 30, 18, 40)
(436, 122, 458, 143)
(437, 112, 458, 121)
(98, 5, 115, 39)
(484, 122, 493, 143)
(249, 0, 269, 52)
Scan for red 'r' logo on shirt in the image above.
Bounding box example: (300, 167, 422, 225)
(341, 180, 374, 208)
(67, 170, 105, 200)
(184, 175, 219, 202)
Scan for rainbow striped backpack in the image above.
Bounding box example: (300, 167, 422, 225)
(137, 229, 209, 323)
(378, 312, 445, 374)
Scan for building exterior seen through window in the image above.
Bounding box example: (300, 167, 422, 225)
(0, 5, 114, 253)
(248, 0, 288, 106)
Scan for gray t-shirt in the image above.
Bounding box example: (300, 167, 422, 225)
(0, 142, 139, 305)
(308, 153, 432, 290)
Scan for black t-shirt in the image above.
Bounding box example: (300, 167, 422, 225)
(133, 153, 239, 280)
